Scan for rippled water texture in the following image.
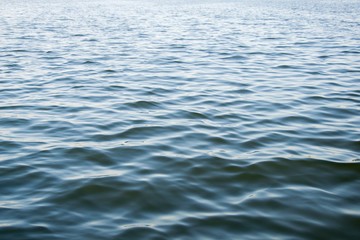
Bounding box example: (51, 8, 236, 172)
(1, 0, 360, 239)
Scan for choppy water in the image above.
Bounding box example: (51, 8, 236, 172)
(1, 0, 360, 239)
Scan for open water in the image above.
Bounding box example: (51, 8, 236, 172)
(1, 0, 360, 239)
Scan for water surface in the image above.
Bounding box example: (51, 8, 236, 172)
(1, 0, 360, 239)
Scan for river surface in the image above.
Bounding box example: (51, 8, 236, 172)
(1, 0, 360, 239)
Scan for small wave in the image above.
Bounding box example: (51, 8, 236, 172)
(124, 100, 162, 109)
(221, 55, 248, 60)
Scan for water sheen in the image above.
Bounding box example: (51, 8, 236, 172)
(1, 0, 360, 239)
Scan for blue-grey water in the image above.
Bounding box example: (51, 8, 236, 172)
(1, 0, 360, 239)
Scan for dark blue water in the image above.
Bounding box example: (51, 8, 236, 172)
(1, 0, 360, 239)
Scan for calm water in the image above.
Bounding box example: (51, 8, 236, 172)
(1, 0, 360, 239)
